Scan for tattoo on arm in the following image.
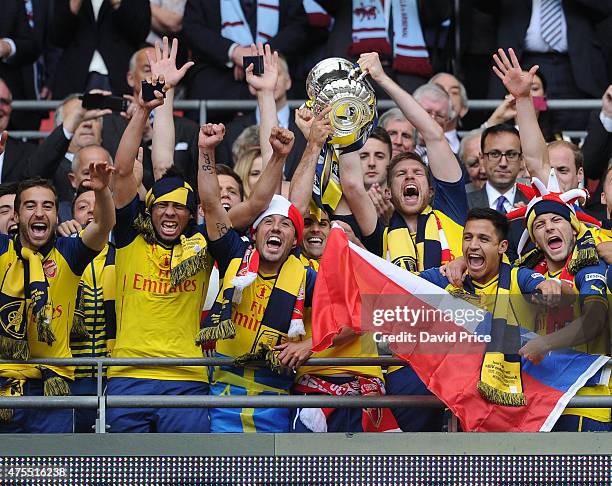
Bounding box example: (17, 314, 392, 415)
(216, 222, 229, 236)
(200, 153, 214, 174)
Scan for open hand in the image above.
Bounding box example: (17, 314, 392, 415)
(275, 339, 313, 370)
(147, 36, 194, 89)
(492, 48, 539, 99)
(245, 43, 278, 92)
(86, 161, 115, 191)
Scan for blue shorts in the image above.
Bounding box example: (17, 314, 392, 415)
(385, 366, 444, 432)
(0, 379, 73, 434)
(106, 377, 210, 433)
(209, 381, 290, 433)
(72, 377, 103, 433)
(553, 414, 611, 432)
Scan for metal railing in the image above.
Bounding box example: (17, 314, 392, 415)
(0, 356, 609, 434)
(8, 98, 601, 140)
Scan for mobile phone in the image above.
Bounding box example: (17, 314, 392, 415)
(80, 93, 128, 112)
(141, 80, 166, 102)
(243, 55, 264, 75)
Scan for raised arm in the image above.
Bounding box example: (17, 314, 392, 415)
(26, 92, 111, 179)
(493, 48, 550, 183)
(198, 124, 232, 241)
(245, 43, 279, 168)
(358, 52, 461, 183)
(228, 127, 294, 229)
(338, 150, 378, 237)
(81, 162, 116, 251)
(149, 36, 195, 181)
(113, 92, 164, 208)
(289, 107, 332, 215)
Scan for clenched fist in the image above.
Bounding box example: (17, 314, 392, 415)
(269, 127, 295, 157)
(357, 52, 386, 83)
(198, 123, 225, 150)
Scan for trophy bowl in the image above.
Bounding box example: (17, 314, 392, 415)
(306, 58, 376, 142)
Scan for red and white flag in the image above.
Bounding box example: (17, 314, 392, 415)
(312, 228, 610, 432)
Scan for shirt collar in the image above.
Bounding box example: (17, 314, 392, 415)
(485, 182, 516, 206)
(255, 103, 290, 129)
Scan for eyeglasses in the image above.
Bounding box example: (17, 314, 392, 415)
(483, 150, 522, 162)
(424, 109, 448, 122)
(0, 98, 12, 106)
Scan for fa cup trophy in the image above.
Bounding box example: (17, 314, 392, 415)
(305, 57, 376, 146)
(306, 58, 377, 213)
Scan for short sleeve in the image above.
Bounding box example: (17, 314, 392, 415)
(432, 175, 468, 226)
(418, 267, 450, 289)
(575, 263, 608, 308)
(114, 195, 142, 249)
(361, 220, 386, 258)
(207, 228, 250, 277)
(55, 236, 100, 276)
(517, 267, 546, 294)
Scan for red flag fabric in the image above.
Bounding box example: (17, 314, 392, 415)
(312, 228, 610, 432)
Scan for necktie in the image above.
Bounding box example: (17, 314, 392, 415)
(540, 0, 564, 52)
(495, 195, 508, 214)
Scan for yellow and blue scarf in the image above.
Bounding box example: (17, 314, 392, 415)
(451, 259, 526, 407)
(310, 103, 377, 214)
(133, 176, 208, 287)
(385, 207, 452, 272)
(199, 246, 306, 372)
(0, 238, 55, 361)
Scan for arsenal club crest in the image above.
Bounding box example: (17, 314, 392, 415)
(43, 259, 58, 279)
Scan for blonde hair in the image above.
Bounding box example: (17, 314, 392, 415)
(234, 147, 262, 198)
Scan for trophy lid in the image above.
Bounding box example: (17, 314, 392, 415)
(306, 57, 358, 100)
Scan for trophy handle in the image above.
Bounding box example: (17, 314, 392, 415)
(348, 67, 368, 83)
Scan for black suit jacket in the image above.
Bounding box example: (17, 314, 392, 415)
(0, 0, 39, 102)
(215, 110, 307, 180)
(102, 113, 200, 190)
(467, 185, 531, 262)
(182, 0, 307, 100)
(2, 137, 37, 182)
(3, 124, 75, 201)
(49, 0, 150, 98)
(475, 0, 611, 98)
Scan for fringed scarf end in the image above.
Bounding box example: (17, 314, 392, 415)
(43, 376, 70, 396)
(170, 249, 209, 287)
(196, 319, 236, 345)
(0, 408, 13, 422)
(70, 311, 89, 341)
(477, 381, 526, 407)
(567, 247, 599, 275)
(0, 336, 29, 360)
(133, 213, 157, 245)
(35, 313, 55, 346)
